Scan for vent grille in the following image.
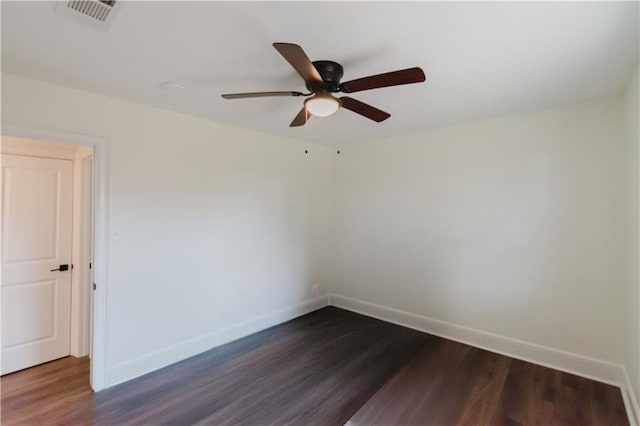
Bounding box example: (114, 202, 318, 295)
(66, 0, 115, 22)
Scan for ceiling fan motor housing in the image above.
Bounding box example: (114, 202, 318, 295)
(307, 60, 344, 92)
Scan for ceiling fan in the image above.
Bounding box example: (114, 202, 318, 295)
(221, 43, 426, 127)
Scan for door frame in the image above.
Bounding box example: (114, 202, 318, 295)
(2, 123, 109, 391)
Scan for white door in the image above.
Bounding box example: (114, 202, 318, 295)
(2, 154, 73, 375)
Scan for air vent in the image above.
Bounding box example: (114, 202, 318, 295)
(55, 0, 122, 30)
(66, 0, 115, 22)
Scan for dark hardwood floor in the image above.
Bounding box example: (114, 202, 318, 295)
(347, 340, 628, 425)
(0, 307, 629, 425)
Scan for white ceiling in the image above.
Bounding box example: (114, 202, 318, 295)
(2, 1, 638, 146)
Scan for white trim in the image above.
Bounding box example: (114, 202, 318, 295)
(329, 293, 624, 387)
(70, 147, 94, 358)
(623, 368, 640, 426)
(1, 123, 109, 391)
(108, 295, 329, 387)
(1, 137, 78, 160)
(76, 154, 94, 357)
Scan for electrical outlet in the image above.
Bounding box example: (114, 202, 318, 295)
(312, 283, 319, 295)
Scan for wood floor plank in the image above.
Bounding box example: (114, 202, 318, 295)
(453, 351, 513, 426)
(588, 378, 629, 425)
(1, 307, 629, 426)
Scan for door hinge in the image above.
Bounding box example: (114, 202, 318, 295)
(89, 262, 92, 269)
(93, 283, 97, 290)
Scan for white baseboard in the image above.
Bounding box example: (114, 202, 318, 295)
(107, 295, 329, 387)
(105, 292, 635, 424)
(329, 293, 624, 387)
(622, 368, 640, 426)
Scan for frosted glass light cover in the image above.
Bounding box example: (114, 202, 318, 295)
(305, 95, 340, 117)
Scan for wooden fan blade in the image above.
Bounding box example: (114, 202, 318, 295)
(340, 97, 390, 122)
(221, 91, 304, 99)
(339, 67, 426, 93)
(273, 43, 323, 83)
(290, 107, 309, 127)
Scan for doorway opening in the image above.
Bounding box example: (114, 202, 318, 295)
(1, 127, 108, 391)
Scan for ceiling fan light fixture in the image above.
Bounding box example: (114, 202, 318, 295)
(222, 42, 426, 127)
(305, 93, 340, 117)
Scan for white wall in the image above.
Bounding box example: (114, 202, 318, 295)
(332, 98, 626, 364)
(1, 71, 633, 395)
(624, 65, 640, 410)
(1, 73, 333, 386)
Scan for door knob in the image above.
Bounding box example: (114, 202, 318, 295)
(50, 264, 70, 272)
